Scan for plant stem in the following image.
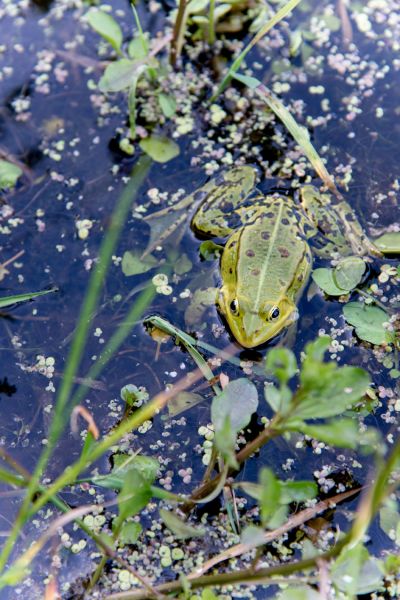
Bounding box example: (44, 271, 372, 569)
(208, 0, 215, 45)
(170, 0, 188, 67)
(105, 543, 346, 599)
(181, 421, 280, 512)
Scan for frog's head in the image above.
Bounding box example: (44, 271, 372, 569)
(217, 287, 297, 348)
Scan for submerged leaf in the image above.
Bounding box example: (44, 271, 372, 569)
(343, 303, 390, 345)
(86, 10, 123, 52)
(139, 135, 180, 163)
(174, 253, 192, 275)
(167, 391, 204, 417)
(121, 250, 158, 276)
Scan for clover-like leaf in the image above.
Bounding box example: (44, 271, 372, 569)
(312, 267, 346, 296)
(333, 256, 365, 291)
(343, 302, 391, 345)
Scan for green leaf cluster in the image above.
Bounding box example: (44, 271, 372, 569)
(238, 468, 318, 529)
(265, 336, 371, 449)
(86, 9, 178, 159)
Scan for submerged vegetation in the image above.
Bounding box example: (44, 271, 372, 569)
(0, 0, 399, 598)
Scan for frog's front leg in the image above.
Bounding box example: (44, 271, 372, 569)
(184, 287, 218, 329)
(191, 166, 258, 237)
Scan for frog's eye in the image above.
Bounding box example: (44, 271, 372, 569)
(230, 299, 240, 315)
(268, 306, 280, 321)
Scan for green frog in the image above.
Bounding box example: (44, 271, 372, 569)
(144, 166, 397, 348)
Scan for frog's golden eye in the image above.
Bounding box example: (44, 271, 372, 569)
(230, 299, 240, 315)
(268, 306, 280, 321)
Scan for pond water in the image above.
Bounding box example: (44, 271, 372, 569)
(0, 0, 399, 598)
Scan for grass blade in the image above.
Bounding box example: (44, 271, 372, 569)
(0, 287, 58, 309)
(0, 155, 152, 573)
(234, 73, 341, 197)
(211, 0, 303, 101)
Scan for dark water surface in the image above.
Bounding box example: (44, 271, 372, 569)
(0, 0, 399, 597)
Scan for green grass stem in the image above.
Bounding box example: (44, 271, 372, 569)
(208, 0, 216, 45)
(0, 155, 152, 573)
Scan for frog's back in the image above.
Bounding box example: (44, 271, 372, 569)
(221, 197, 310, 305)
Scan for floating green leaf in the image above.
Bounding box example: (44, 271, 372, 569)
(139, 135, 180, 163)
(312, 267, 346, 296)
(333, 256, 366, 290)
(160, 509, 206, 539)
(120, 384, 149, 407)
(158, 93, 177, 118)
(343, 302, 390, 345)
(121, 250, 158, 276)
(0, 160, 22, 190)
(99, 59, 147, 93)
(86, 10, 123, 53)
(373, 232, 400, 255)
